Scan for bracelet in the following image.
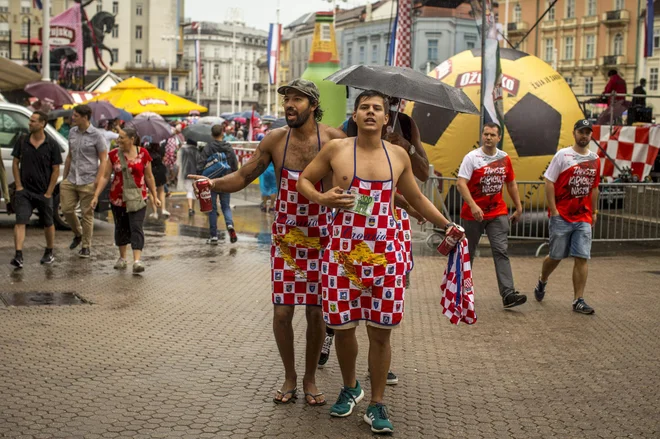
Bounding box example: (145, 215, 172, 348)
(445, 222, 455, 230)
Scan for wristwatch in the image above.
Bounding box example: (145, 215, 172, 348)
(408, 144, 416, 156)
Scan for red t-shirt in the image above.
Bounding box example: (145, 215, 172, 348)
(458, 148, 515, 221)
(109, 147, 152, 207)
(544, 147, 600, 223)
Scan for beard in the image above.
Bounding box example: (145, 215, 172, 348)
(576, 138, 590, 147)
(285, 107, 312, 128)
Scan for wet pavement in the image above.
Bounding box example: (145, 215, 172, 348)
(1, 196, 659, 438)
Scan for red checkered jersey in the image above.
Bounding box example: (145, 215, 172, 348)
(458, 148, 514, 221)
(544, 147, 600, 223)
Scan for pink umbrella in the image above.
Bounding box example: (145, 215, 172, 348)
(25, 81, 74, 108)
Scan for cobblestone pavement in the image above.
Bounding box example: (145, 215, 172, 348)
(0, 202, 659, 438)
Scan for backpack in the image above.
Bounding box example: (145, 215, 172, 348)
(202, 151, 231, 179)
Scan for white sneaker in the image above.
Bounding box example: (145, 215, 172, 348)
(161, 209, 171, 218)
(149, 212, 158, 220)
(133, 260, 145, 273)
(114, 258, 127, 270)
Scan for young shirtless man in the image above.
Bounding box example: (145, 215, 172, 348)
(189, 79, 346, 406)
(297, 90, 461, 434)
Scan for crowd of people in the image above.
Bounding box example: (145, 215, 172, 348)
(185, 79, 601, 434)
(2, 76, 602, 434)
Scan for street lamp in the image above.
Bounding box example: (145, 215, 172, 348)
(161, 34, 180, 93)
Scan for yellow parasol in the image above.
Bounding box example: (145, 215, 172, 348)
(86, 77, 207, 116)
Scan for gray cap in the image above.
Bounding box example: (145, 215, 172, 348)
(277, 78, 320, 102)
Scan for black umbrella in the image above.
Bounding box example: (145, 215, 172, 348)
(183, 124, 213, 144)
(324, 65, 479, 115)
(126, 116, 172, 145)
(48, 109, 73, 121)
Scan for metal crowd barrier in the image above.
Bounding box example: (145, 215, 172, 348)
(420, 176, 660, 254)
(227, 141, 260, 202)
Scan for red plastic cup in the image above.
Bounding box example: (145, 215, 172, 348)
(195, 179, 213, 213)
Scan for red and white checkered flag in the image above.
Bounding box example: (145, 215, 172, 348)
(591, 125, 660, 180)
(394, 0, 412, 68)
(440, 239, 477, 325)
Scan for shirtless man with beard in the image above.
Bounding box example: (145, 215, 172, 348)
(189, 79, 346, 406)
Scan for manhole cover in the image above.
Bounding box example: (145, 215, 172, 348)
(0, 292, 90, 306)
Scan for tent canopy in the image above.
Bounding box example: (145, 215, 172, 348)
(0, 57, 42, 92)
(86, 70, 122, 93)
(87, 77, 207, 116)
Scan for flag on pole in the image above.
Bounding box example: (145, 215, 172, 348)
(471, 0, 504, 148)
(194, 39, 201, 91)
(33, 0, 43, 10)
(267, 23, 282, 85)
(393, 0, 412, 68)
(645, 0, 655, 57)
(386, 14, 398, 66)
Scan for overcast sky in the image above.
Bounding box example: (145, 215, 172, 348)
(185, 0, 373, 31)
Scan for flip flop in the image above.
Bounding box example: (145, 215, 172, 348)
(304, 392, 327, 406)
(273, 388, 298, 404)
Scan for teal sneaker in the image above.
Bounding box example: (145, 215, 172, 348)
(364, 403, 394, 434)
(329, 381, 364, 417)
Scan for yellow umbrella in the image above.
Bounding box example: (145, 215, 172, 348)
(86, 76, 207, 116)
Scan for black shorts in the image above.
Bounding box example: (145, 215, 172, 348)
(14, 190, 54, 227)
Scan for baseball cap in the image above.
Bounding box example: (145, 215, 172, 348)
(574, 119, 593, 131)
(277, 79, 320, 102)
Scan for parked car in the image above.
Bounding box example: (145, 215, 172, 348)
(0, 102, 110, 229)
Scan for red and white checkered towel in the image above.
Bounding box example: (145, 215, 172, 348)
(439, 239, 477, 325)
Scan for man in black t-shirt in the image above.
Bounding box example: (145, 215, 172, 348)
(10, 110, 63, 268)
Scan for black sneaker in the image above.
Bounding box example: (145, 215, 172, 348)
(69, 235, 82, 250)
(503, 291, 527, 309)
(318, 333, 334, 368)
(573, 298, 595, 315)
(188, 209, 195, 217)
(534, 278, 547, 302)
(78, 248, 91, 258)
(10, 256, 23, 269)
(386, 371, 399, 385)
(228, 227, 238, 243)
(40, 251, 55, 265)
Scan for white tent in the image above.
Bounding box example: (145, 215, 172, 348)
(85, 70, 122, 93)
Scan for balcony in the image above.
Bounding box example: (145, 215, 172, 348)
(558, 59, 576, 70)
(579, 58, 598, 69)
(541, 20, 558, 31)
(602, 10, 630, 26)
(560, 18, 578, 30)
(580, 15, 599, 28)
(600, 55, 626, 66)
(507, 21, 528, 36)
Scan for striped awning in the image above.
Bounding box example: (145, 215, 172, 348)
(69, 91, 98, 104)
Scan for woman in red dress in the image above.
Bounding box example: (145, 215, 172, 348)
(92, 127, 160, 273)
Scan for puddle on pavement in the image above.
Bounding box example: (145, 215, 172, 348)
(1, 292, 91, 306)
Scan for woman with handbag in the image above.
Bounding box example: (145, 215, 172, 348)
(91, 127, 160, 273)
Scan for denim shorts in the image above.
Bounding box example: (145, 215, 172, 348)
(548, 215, 592, 260)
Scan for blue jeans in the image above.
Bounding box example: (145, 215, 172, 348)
(209, 192, 234, 238)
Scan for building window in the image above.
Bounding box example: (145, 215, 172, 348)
(371, 44, 378, 63)
(615, 0, 624, 10)
(112, 1, 119, 15)
(359, 46, 365, 64)
(96, 1, 102, 13)
(214, 48, 220, 59)
(347, 46, 352, 64)
(650, 68, 659, 91)
(544, 38, 554, 62)
(0, 22, 8, 36)
(20, 0, 30, 14)
(467, 41, 475, 49)
(613, 33, 624, 56)
(213, 64, 219, 77)
(136, 3, 143, 15)
(513, 4, 521, 23)
(585, 35, 595, 59)
(587, 0, 597, 16)
(566, 0, 575, 18)
(427, 39, 438, 62)
(112, 48, 119, 61)
(21, 47, 28, 60)
(584, 77, 593, 95)
(565, 77, 573, 87)
(564, 36, 574, 60)
(144, 76, 151, 83)
(157, 76, 165, 89)
(112, 25, 118, 38)
(21, 23, 29, 38)
(655, 29, 660, 49)
(0, 0, 8, 13)
(135, 26, 142, 39)
(172, 77, 179, 92)
(546, 1, 555, 20)
(135, 49, 142, 64)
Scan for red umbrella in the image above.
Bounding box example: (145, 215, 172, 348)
(25, 81, 74, 108)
